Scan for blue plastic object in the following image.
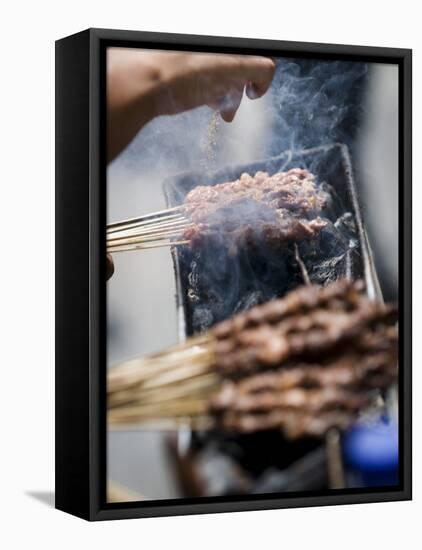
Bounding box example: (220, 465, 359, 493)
(343, 420, 399, 487)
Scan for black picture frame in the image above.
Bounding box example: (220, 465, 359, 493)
(55, 28, 412, 521)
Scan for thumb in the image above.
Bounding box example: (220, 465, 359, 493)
(106, 253, 115, 280)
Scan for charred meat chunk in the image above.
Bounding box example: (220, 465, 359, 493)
(182, 169, 329, 251)
(208, 280, 398, 438)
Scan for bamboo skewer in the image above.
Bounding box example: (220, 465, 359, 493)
(107, 205, 194, 252)
(107, 216, 189, 239)
(108, 343, 215, 394)
(106, 252, 315, 425)
(108, 233, 190, 248)
(107, 225, 193, 246)
(110, 373, 218, 409)
(109, 240, 191, 253)
(107, 253, 312, 424)
(107, 250, 389, 453)
(106, 248, 314, 427)
(107, 205, 185, 231)
(107, 219, 192, 241)
(108, 339, 216, 425)
(107, 480, 144, 503)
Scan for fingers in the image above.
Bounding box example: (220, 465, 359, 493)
(246, 81, 270, 100)
(106, 253, 115, 281)
(211, 56, 275, 122)
(153, 52, 275, 122)
(242, 57, 276, 98)
(248, 56, 276, 88)
(245, 82, 259, 100)
(219, 87, 244, 122)
(220, 106, 238, 123)
(214, 55, 275, 97)
(165, 53, 276, 123)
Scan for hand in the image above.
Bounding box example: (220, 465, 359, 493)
(107, 49, 275, 160)
(152, 51, 276, 121)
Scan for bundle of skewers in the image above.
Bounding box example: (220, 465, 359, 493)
(107, 168, 329, 253)
(108, 279, 398, 439)
(107, 205, 191, 252)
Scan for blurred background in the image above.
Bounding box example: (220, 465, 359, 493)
(107, 52, 398, 500)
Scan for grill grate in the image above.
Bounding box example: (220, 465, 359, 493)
(162, 143, 382, 496)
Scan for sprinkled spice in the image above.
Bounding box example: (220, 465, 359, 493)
(202, 111, 220, 164)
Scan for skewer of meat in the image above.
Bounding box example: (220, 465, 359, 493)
(107, 279, 398, 439)
(107, 168, 329, 252)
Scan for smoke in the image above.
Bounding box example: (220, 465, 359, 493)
(109, 56, 369, 202)
(268, 58, 368, 154)
(108, 55, 371, 351)
(109, 56, 369, 208)
(164, 147, 361, 335)
(107, 53, 389, 500)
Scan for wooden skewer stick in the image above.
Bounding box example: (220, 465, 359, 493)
(108, 337, 211, 374)
(108, 240, 190, 252)
(108, 399, 209, 422)
(149, 333, 210, 355)
(107, 341, 217, 423)
(107, 229, 189, 246)
(108, 232, 190, 247)
(109, 353, 214, 394)
(108, 416, 213, 431)
(107, 480, 144, 503)
(112, 233, 193, 248)
(108, 239, 189, 250)
(107, 214, 189, 237)
(107, 225, 193, 246)
(107, 217, 191, 240)
(108, 373, 218, 409)
(107, 205, 185, 230)
(294, 243, 311, 286)
(107, 344, 215, 394)
(326, 427, 345, 489)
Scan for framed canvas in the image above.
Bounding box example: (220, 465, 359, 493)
(55, 28, 412, 521)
